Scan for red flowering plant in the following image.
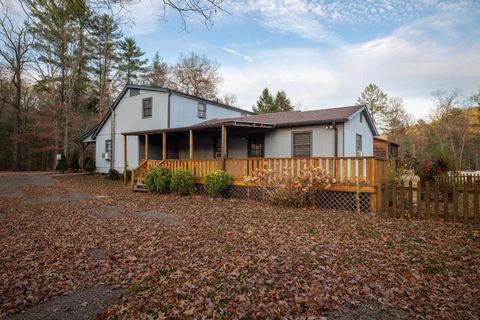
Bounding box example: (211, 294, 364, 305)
(418, 158, 450, 186)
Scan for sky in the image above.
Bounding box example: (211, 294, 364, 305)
(5, 0, 480, 117)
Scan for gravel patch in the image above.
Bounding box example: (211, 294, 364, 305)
(37, 192, 95, 204)
(134, 210, 183, 225)
(92, 206, 183, 225)
(3, 285, 120, 320)
(0, 175, 55, 197)
(86, 248, 108, 261)
(326, 303, 410, 319)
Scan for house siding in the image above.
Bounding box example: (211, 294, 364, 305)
(264, 124, 344, 158)
(343, 110, 374, 157)
(95, 88, 246, 173)
(169, 94, 245, 128)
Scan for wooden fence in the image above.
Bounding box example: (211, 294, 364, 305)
(381, 180, 480, 226)
(153, 157, 386, 187)
(435, 173, 480, 185)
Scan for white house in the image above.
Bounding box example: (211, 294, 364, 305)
(80, 84, 378, 174)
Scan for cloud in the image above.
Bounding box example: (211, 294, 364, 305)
(222, 48, 252, 62)
(219, 7, 480, 118)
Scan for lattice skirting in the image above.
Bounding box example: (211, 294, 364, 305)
(194, 184, 371, 212)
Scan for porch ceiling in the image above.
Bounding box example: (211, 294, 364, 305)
(121, 121, 275, 136)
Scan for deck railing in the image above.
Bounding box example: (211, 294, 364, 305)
(138, 157, 388, 187)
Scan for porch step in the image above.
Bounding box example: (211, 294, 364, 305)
(133, 178, 147, 192)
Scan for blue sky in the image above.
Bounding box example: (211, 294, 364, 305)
(11, 0, 480, 117)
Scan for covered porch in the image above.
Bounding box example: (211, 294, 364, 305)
(121, 123, 388, 211)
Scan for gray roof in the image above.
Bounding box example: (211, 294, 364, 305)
(192, 105, 365, 128)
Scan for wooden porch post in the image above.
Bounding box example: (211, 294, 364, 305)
(221, 125, 227, 170)
(145, 134, 149, 163)
(123, 135, 127, 186)
(189, 130, 193, 160)
(162, 132, 166, 160)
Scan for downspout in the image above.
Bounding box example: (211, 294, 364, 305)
(108, 81, 114, 171)
(167, 90, 172, 129)
(332, 122, 338, 157)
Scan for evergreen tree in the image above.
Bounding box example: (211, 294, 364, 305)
(357, 83, 388, 129)
(90, 14, 123, 115)
(253, 88, 274, 114)
(115, 37, 147, 85)
(273, 90, 293, 112)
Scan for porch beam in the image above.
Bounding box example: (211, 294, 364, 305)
(221, 125, 227, 170)
(145, 134, 149, 163)
(162, 132, 166, 160)
(123, 135, 127, 186)
(189, 130, 193, 160)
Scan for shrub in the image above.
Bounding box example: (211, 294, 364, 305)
(204, 170, 231, 197)
(124, 169, 132, 182)
(85, 157, 96, 172)
(244, 161, 333, 207)
(56, 154, 68, 173)
(171, 169, 195, 195)
(69, 154, 80, 172)
(144, 166, 172, 193)
(109, 169, 120, 180)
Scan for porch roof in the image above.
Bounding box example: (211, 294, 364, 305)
(121, 120, 275, 136)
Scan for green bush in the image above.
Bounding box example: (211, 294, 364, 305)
(109, 169, 120, 180)
(204, 170, 231, 197)
(144, 166, 172, 193)
(69, 154, 80, 172)
(85, 157, 96, 172)
(56, 154, 68, 173)
(124, 169, 132, 182)
(171, 169, 195, 195)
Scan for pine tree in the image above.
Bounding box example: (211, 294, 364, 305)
(357, 83, 388, 129)
(115, 37, 147, 85)
(273, 90, 293, 112)
(253, 88, 274, 114)
(90, 14, 123, 115)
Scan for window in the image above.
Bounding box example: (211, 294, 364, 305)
(105, 140, 111, 153)
(142, 98, 152, 118)
(356, 134, 363, 154)
(214, 136, 222, 158)
(360, 113, 363, 123)
(292, 132, 312, 157)
(198, 103, 206, 119)
(248, 137, 264, 158)
(130, 88, 140, 96)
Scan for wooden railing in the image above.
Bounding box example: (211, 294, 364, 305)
(137, 156, 388, 188)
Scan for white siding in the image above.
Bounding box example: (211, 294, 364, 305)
(94, 88, 246, 173)
(343, 110, 374, 157)
(264, 124, 344, 158)
(169, 94, 244, 128)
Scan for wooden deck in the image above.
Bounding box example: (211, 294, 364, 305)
(132, 156, 387, 191)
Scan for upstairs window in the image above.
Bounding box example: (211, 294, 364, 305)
(360, 113, 364, 123)
(356, 134, 363, 154)
(198, 103, 206, 119)
(142, 97, 152, 118)
(130, 88, 140, 96)
(292, 132, 312, 157)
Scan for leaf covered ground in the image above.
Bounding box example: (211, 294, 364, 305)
(0, 174, 479, 319)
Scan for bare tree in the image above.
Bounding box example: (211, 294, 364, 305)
(171, 52, 222, 99)
(88, 0, 225, 29)
(0, 10, 33, 170)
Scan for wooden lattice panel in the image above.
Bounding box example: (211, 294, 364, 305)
(314, 190, 370, 212)
(194, 184, 371, 212)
